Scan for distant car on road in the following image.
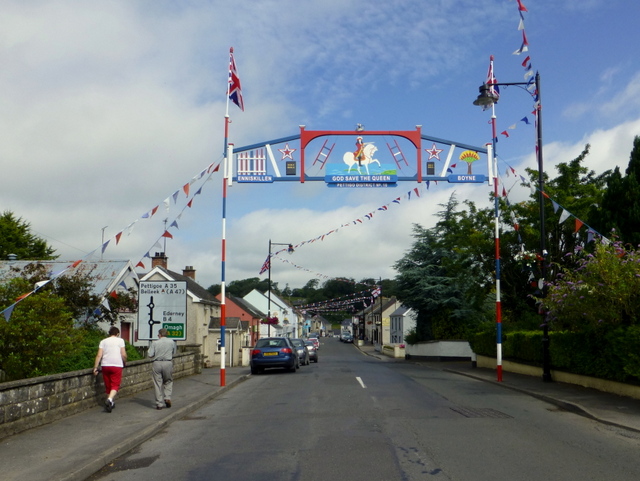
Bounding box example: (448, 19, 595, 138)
(304, 340, 318, 363)
(307, 337, 320, 350)
(250, 337, 299, 374)
(290, 338, 310, 366)
(342, 333, 354, 343)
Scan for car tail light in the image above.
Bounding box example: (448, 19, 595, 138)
(281, 347, 292, 354)
(251, 349, 261, 356)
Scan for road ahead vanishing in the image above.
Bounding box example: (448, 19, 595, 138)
(90, 338, 640, 481)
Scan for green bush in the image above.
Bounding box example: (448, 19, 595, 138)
(468, 329, 497, 357)
(470, 326, 640, 384)
(58, 327, 143, 373)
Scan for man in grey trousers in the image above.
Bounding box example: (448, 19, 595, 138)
(149, 328, 177, 410)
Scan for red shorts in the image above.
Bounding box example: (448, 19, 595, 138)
(101, 366, 123, 394)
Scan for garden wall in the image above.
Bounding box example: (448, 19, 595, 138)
(0, 350, 201, 439)
(476, 354, 640, 400)
(405, 340, 474, 361)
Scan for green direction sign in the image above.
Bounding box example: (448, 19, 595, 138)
(137, 281, 187, 341)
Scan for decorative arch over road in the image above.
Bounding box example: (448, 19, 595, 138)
(230, 126, 490, 187)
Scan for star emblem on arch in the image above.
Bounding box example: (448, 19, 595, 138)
(425, 143, 443, 160)
(278, 143, 296, 160)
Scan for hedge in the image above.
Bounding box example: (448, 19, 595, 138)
(468, 326, 640, 385)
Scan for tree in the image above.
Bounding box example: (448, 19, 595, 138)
(19, 262, 98, 316)
(0, 211, 57, 260)
(542, 239, 640, 331)
(0, 278, 81, 380)
(590, 136, 640, 246)
(394, 224, 474, 341)
(497, 145, 609, 328)
(207, 277, 271, 298)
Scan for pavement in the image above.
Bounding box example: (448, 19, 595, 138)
(0, 367, 250, 481)
(2, 344, 640, 481)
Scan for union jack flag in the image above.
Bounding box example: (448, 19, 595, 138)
(371, 287, 381, 298)
(228, 48, 244, 111)
(486, 58, 499, 101)
(259, 255, 271, 275)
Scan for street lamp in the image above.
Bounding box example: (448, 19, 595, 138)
(267, 240, 294, 337)
(474, 71, 552, 382)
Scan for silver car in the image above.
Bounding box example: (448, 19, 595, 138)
(304, 340, 318, 363)
(290, 338, 310, 366)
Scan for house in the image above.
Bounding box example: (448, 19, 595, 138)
(308, 313, 331, 336)
(215, 294, 265, 346)
(243, 289, 304, 338)
(140, 253, 220, 366)
(360, 296, 400, 346)
(389, 305, 417, 344)
(0, 258, 139, 343)
(207, 294, 265, 367)
(207, 316, 248, 367)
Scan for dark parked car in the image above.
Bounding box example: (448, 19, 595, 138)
(250, 337, 299, 374)
(304, 340, 318, 363)
(290, 338, 310, 366)
(342, 333, 354, 343)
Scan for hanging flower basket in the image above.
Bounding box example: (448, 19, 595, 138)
(514, 250, 541, 270)
(261, 316, 279, 325)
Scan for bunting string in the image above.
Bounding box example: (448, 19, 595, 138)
(1, 159, 223, 321)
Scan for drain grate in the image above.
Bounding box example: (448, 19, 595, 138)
(450, 406, 513, 418)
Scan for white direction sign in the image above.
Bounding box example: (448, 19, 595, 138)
(137, 281, 187, 341)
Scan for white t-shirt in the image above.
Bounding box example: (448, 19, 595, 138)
(99, 336, 125, 367)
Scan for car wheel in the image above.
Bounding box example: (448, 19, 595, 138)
(251, 366, 259, 375)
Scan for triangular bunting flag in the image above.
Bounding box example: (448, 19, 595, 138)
(3, 304, 15, 321)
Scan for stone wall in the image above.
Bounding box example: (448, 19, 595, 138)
(0, 351, 200, 440)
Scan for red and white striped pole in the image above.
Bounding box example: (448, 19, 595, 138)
(488, 56, 503, 382)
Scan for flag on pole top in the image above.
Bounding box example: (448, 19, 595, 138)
(486, 56, 500, 102)
(228, 48, 244, 111)
(259, 255, 271, 275)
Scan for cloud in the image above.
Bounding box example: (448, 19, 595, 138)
(1, 0, 638, 295)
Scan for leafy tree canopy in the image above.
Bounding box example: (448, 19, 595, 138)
(0, 211, 57, 260)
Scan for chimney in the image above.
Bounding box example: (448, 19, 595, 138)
(151, 252, 168, 269)
(183, 266, 196, 280)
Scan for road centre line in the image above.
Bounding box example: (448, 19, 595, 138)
(356, 376, 366, 388)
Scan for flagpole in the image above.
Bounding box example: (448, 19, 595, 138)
(488, 55, 503, 382)
(219, 47, 235, 387)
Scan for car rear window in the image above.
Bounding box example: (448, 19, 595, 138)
(256, 339, 286, 348)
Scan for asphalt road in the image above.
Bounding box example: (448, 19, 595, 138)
(89, 337, 640, 481)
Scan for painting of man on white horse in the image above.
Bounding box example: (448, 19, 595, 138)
(343, 142, 381, 175)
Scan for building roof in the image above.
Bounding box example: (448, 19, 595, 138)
(0, 259, 138, 296)
(229, 294, 266, 318)
(141, 266, 219, 306)
(209, 317, 244, 330)
(390, 305, 412, 317)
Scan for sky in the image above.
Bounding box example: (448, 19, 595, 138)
(2, 0, 640, 293)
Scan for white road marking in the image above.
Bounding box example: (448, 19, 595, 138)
(356, 376, 366, 388)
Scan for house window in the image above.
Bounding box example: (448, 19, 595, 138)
(216, 338, 221, 352)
